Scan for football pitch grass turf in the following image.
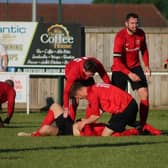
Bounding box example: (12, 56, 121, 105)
(0, 109, 168, 168)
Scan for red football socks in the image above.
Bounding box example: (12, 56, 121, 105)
(31, 109, 55, 137)
(139, 99, 149, 126)
(31, 131, 42, 136)
(40, 109, 55, 127)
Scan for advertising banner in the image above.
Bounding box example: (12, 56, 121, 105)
(0, 22, 84, 75)
(0, 72, 29, 103)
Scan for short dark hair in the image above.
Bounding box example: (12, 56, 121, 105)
(5, 79, 14, 87)
(125, 13, 139, 21)
(83, 59, 98, 73)
(69, 81, 84, 98)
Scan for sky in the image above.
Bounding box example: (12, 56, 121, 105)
(0, 0, 92, 3)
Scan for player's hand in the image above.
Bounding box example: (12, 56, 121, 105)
(63, 108, 69, 118)
(78, 119, 87, 131)
(128, 72, 141, 82)
(144, 66, 152, 82)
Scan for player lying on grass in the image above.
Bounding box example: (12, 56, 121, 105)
(69, 82, 161, 136)
(17, 103, 140, 137)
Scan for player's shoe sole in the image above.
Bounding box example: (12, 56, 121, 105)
(17, 132, 31, 136)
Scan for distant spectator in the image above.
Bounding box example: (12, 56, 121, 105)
(164, 59, 168, 69)
(0, 44, 8, 72)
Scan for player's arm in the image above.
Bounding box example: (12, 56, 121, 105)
(63, 79, 74, 117)
(140, 33, 151, 77)
(6, 89, 16, 122)
(63, 70, 78, 117)
(78, 98, 100, 130)
(78, 115, 100, 131)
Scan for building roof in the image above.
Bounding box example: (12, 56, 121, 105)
(0, 3, 167, 27)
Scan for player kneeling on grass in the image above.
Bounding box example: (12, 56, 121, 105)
(0, 79, 16, 127)
(17, 103, 139, 137)
(69, 82, 161, 136)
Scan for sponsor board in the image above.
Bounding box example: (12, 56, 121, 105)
(0, 22, 84, 75)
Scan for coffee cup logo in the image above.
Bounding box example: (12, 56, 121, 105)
(40, 24, 74, 49)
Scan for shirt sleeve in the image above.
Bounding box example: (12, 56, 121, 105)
(113, 34, 130, 75)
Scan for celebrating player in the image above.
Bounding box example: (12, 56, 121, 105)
(63, 56, 110, 120)
(70, 82, 161, 136)
(111, 13, 151, 129)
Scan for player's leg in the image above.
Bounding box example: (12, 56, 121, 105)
(38, 125, 59, 136)
(32, 103, 64, 136)
(111, 71, 128, 91)
(102, 99, 139, 137)
(121, 99, 140, 136)
(112, 99, 139, 137)
(132, 67, 161, 135)
(102, 112, 127, 136)
(131, 66, 149, 127)
(137, 87, 149, 127)
(18, 103, 64, 137)
(101, 126, 114, 136)
(18, 125, 59, 137)
(136, 88, 161, 135)
(40, 103, 64, 127)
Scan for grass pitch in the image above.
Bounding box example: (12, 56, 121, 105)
(0, 109, 168, 168)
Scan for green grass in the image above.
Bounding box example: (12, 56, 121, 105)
(0, 109, 168, 168)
